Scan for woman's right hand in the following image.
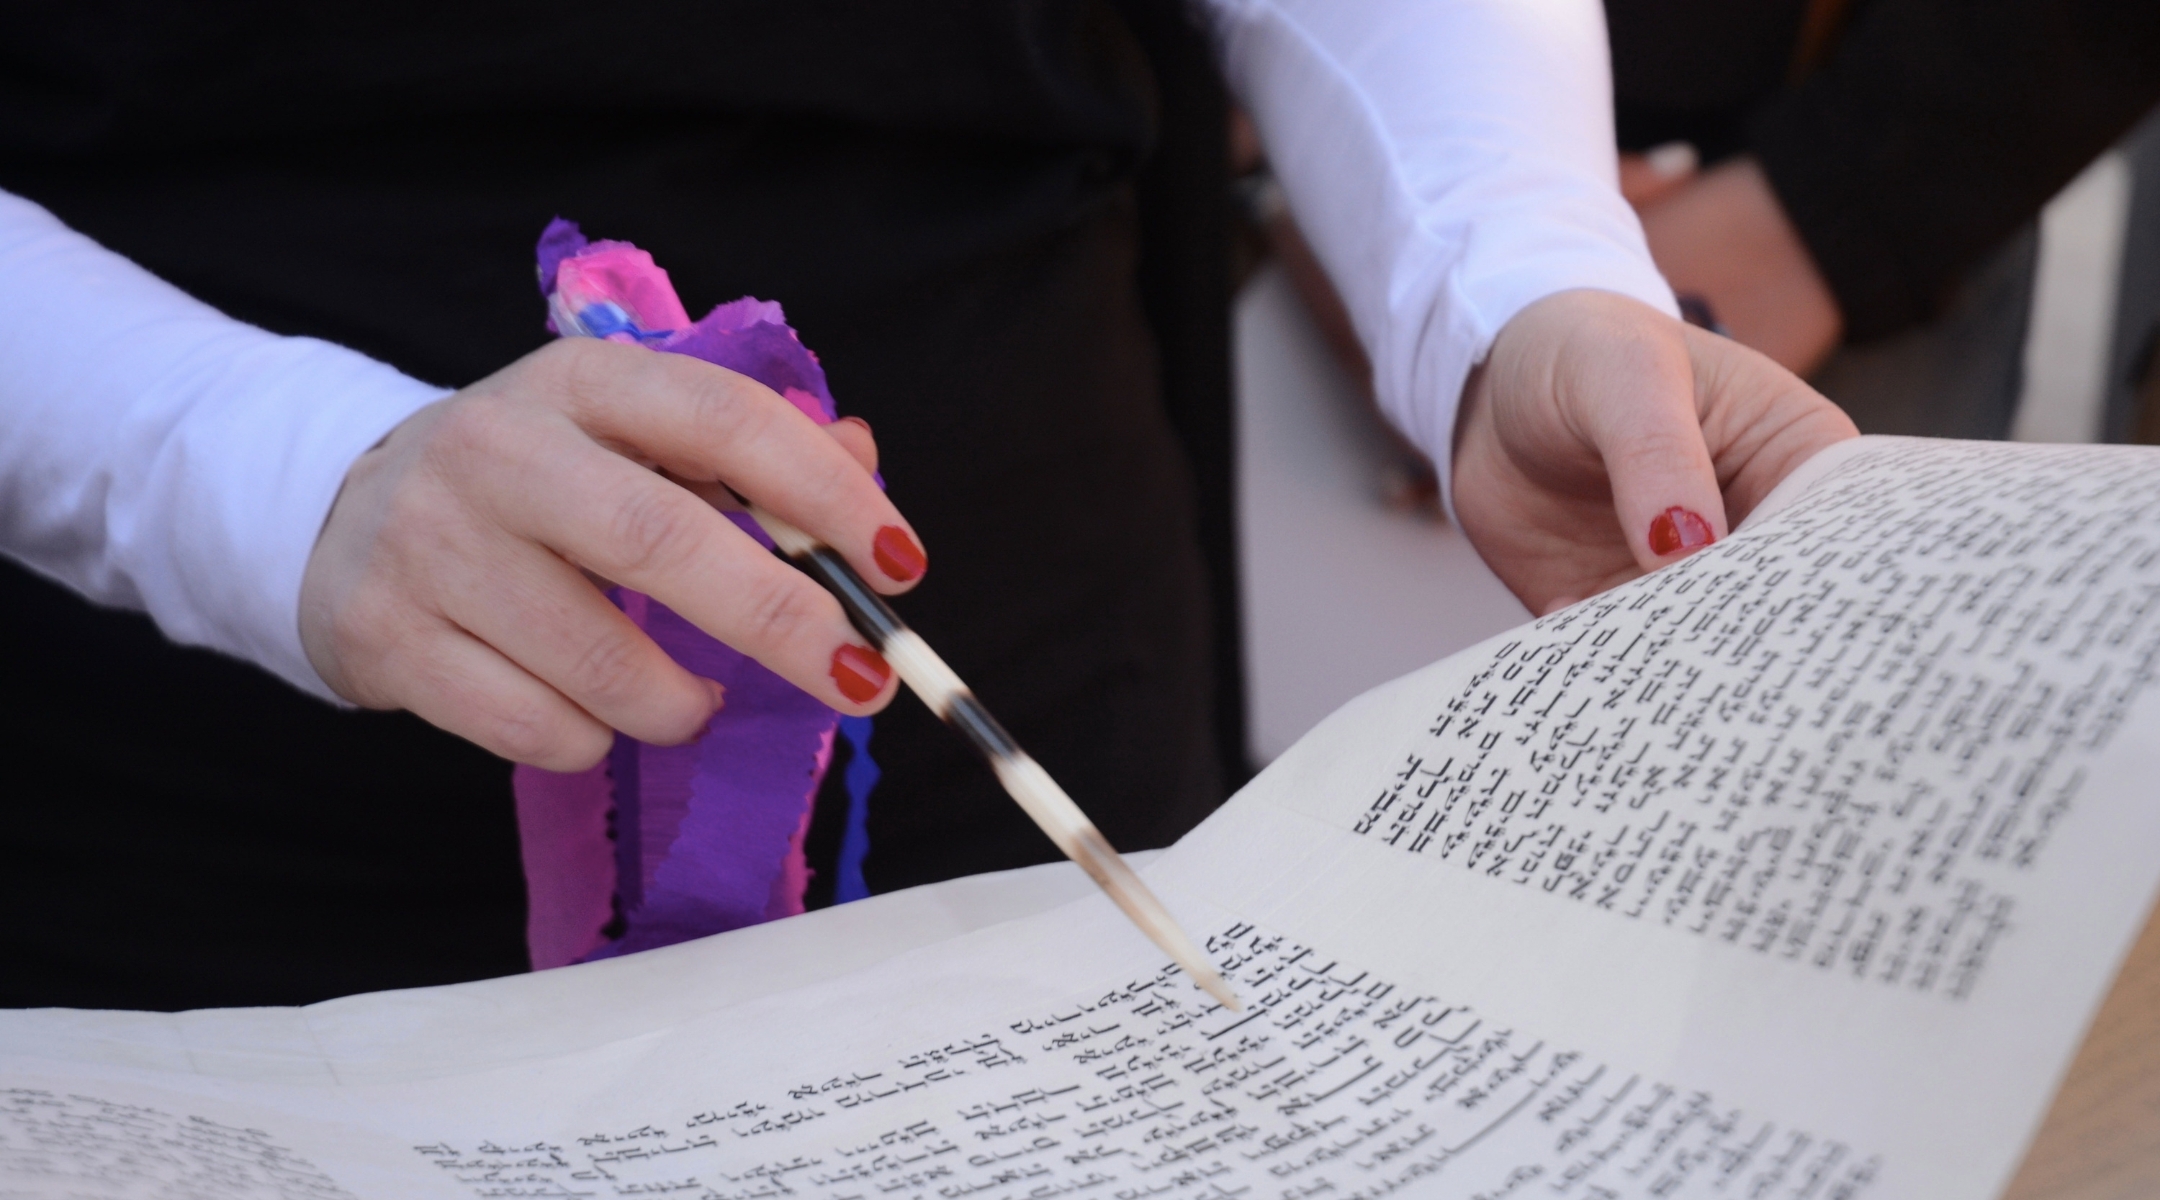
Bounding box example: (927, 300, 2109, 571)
(298, 337, 927, 772)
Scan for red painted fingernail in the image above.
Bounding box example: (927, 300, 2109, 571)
(838, 415, 872, 434)
(831, 644, 892, 704)
(1648, 507, 1716, 556)
(872, 525, 927, 582)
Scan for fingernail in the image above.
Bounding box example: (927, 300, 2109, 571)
(831, 644, 892, 704)
(838, 415, 872, 435)
(1645, 140, 1698, 179)
(872, 525, 927, 582)
(1648, 507, 1716, 556)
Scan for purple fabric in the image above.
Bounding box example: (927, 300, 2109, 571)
(513, 217, 862, 967)
(659, 315, 836, 418)
(587, 600, 838, 959)
(535, 217, 587, 297)
(512, 760, 616, 971)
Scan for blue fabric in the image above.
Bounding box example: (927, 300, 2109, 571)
(834, 716, 879, 904)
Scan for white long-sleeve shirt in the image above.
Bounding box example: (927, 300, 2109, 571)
(0, 0, 1672, 702)
(1208, 0, 1677, 490)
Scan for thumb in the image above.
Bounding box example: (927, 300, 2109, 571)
(1569, 308, 1728, 571)
(1617, 141, 1699, 210)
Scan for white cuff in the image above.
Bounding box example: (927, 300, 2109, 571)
(0, 190, 451, 701)
(1204, 0, 1677, 519)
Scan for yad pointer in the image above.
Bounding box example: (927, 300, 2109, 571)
(752, 507, 1240, 1011)
(543, 272, 1233, 1007)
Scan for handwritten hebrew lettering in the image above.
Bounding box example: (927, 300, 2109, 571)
(1349, 443, 2160, 999)
(5, 439, 2153, 1200)
(403, 922, 1878, 1200)
(0, 1087, 357, 1199)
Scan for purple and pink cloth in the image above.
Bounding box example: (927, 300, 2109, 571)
(516, 220, 876, 968)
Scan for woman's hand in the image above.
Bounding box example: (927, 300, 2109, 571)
(299, 337, 925, 772)
(1453, 289, 1858, 615)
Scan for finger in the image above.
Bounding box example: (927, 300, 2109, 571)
(671, 415, 876, 503)
(1563, 301, 1729, 572)
(829, 415, 879, 475)
(463, 428, 899, 716)
(1617, 141, 1698, 209)
(436, 535, 726, 746)
(396, 622, 618, 772)
(1450, 356, 1646, 615)
(538, 339, 927, 592)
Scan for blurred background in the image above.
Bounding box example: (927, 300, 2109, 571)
(1234, 78, 2160, 765)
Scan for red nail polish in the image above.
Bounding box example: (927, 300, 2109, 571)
(1648, 507, 1716, 556)
(838, 415, 873, 435)
(831, 644, 892, 703)
(872, 525, 927, 582)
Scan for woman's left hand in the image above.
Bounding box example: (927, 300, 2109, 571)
(1452, 289, 1858, 615)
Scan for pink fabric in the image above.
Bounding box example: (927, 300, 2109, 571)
(516, 219, 849, 968)
(513, 760, 619, 970)
(764, 725, 835, 921)
(516, 739, 821, 967)
(781, 386, 826, 422)
(553, 242, 693, 332)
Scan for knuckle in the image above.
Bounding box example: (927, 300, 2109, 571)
(738, 569, 830, 649)
(423, 392, 526, 476)
(536, 332, 618, 381)
(377, 468, 463, 548)
(542, 338, 615, 406)
(681, 369, 770, 447)
(323, 589, 408, 694)
(605, 485, 708, 579)
(1616, 424, 1698, 466)
(565, 629, 649, 710)
(325, 601, 455, 711)
(486, 697, 588, 769)
(547, 337, 659, 423)
(324, 594, 385, 667)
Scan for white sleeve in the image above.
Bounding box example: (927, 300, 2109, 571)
(1200, 0, 1678, 515)
(0, 189, 450, 702)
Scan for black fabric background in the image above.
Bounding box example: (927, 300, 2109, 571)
(1606, 0, 2160, 341)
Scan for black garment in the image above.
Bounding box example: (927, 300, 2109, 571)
(1606, 0, 2160, 341)
(0, 0, 1238, 1009)
(1607, 0, 1815, 163)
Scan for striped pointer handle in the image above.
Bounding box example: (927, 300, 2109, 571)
(753, 506, 1240, 1012)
